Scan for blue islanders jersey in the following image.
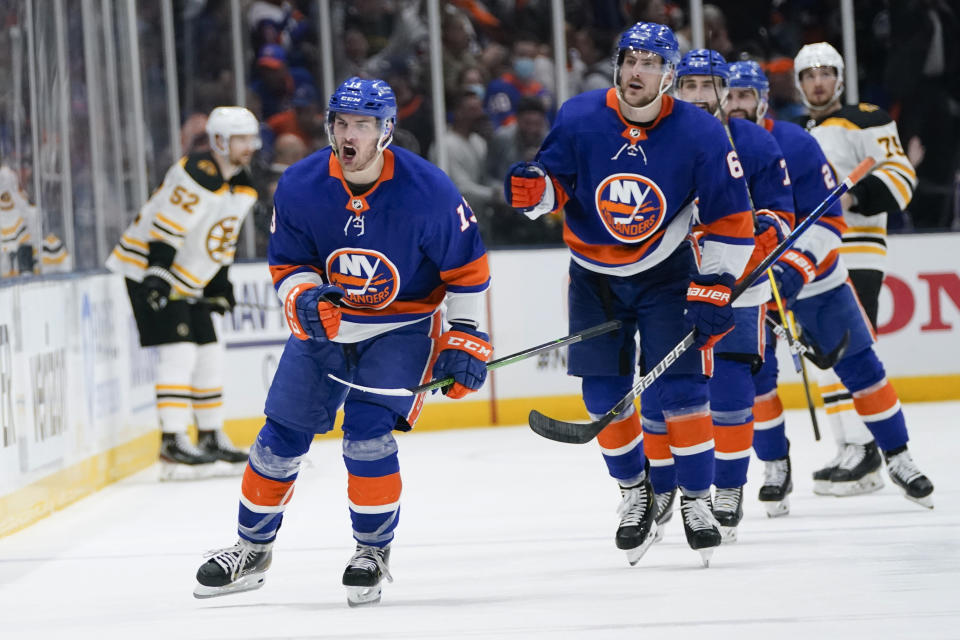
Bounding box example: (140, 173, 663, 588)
(269, 146, 490, 343)
(536, 89, 753, 281)
(764, 118, 847, 299)
(710, 117, 795, 307)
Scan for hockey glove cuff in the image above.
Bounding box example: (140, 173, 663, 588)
(685, 273, 735, 351)
(742, 210, 790, 282)
(284, 283, 344, 341)
(432, 324, 492, 399)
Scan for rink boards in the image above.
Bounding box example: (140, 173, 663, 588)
(1, 234, 958, 535)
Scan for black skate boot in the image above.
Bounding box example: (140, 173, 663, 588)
(343, 543, 393, 607)
(758, 454, 793, 517)
(884, 446, 934, 509)
(680, 494, 722, 567)
(812, 446, 845, 496)
(159, 432, 217, 481)
(193, 539, 272, 599)
(198, 429, 249, 476)
(652, 487, 677, 543)
(712, 486, 744, 543)
(830, 441, 884, 496)
(615, 478, 657, 565)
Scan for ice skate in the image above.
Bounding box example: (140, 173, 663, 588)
(759, 455, 793, 517)
(343, 543, 393, 607)
(159, 432, 217, 481)
(812, 445, 845, 495)
(652, 487, 676, 543)
(830, 442, 884, 496)
(680, 494, 722, 567)
(712, 486, 743, 543)
(193, 539, 272, 599)
(198, 428, 249, 476)
(614, 478, 657, 565)
(884, 447, 934, 509)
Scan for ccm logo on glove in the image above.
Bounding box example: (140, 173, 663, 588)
(440, 332, 493, 360)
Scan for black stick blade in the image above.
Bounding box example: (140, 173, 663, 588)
(527, 409, 612, 444)
(804, 329, 850, 370)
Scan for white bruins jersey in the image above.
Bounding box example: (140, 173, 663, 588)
(0, 181, 69, 277)
(798, 103, 916, 272)
(106, 151, 258, 297)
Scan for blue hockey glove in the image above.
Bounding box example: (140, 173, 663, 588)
(431, 323, 493, 399)
(770, 249, 816, 303)
(284, 283, 344, 341)
(685, 273, 736, 350)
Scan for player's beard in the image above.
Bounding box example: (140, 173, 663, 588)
(727, 108, 754, 121)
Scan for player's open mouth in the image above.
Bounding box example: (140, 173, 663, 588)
(628, 80, 644, 91)
(342, 145, 357, 161)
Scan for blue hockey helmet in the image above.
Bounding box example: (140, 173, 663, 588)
(676, 49, 729, 82)
(727, 60, 770, 121)
(614, 22, 680, 97)
(326, 77, 397, 153)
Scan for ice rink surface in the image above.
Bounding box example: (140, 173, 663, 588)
(2, 402, 958, 640)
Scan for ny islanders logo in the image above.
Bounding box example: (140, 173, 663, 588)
(594, 173, 667, 243)
(326, 248, 400, 310)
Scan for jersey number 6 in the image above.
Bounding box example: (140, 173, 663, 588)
(726, 151, 744, 179)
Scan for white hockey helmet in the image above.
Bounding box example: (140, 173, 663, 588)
(794, 42, 844, 109)
(206, 106, 262, 156)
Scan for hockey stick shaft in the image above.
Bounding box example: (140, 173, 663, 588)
(330, 319, 622, 396)
(529, 156, 876, 444)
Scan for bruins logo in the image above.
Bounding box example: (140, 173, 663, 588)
(206, 217, 240, 262)
(197, 159, 218, 176)
(0, 192, 12, 210)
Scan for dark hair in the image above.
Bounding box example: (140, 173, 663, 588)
(515, 96, 546, 115)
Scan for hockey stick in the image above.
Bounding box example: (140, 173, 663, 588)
(327, 319, 622, 397)
(764, 314, 848, 370)
(529, 156, 876, 444)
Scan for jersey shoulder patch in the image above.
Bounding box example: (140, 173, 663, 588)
(825, 104, 893, 130)
(181, 151, 225, 193)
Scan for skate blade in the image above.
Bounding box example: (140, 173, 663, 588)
(832, 471, 884, 496)
(653, 522, 666, 544)
(159, 462, 217, 482)
(624, 522, 658, 566)
(812, 480, 834, 496)
(209, 460, 246, 477)
(763, 498, 790, 518)
(698, 547, 714, 568)
(904, 493, 934, 509)
(193, 573, 266, 599)
(719, 525, 738, 544)
(346, 584, 383, 607)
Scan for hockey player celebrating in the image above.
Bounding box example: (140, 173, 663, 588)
(725, 60, 934, 510)
(505, 23, 753, 566)
(106, 106, 258, 479)
(669, 49, 795, 542)
(194, 78, 491, 606)
(794, 43, 919, 496)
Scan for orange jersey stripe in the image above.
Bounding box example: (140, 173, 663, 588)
(597, 412, 642, 450)
(343, 285, 447, 318)
(753, 394, 784, 423)
(852, 381, 899, 417)
(773, 210, 796, 229)
(563, 223, 667, 266)
(643, 431, 671, 460)
(406, 313, 444, 426)
(440, 254, 490, 288)
(665, 412, 713, 449)
(242, 466, 296, 507)
(816, 249, 840, 276)
(270, 263, 323, 286)
(818, 215, 847, 235)
(348, 472, 403, 507)
(714, 422, 754, 453)
(699, 211, 754, 239)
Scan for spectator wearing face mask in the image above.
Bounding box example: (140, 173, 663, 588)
(484, 34, 554, 128)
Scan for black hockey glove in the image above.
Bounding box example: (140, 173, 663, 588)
(203, 267, 236, 315)
(142, 271, 172, 312)
(16, 244, 36, 274)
